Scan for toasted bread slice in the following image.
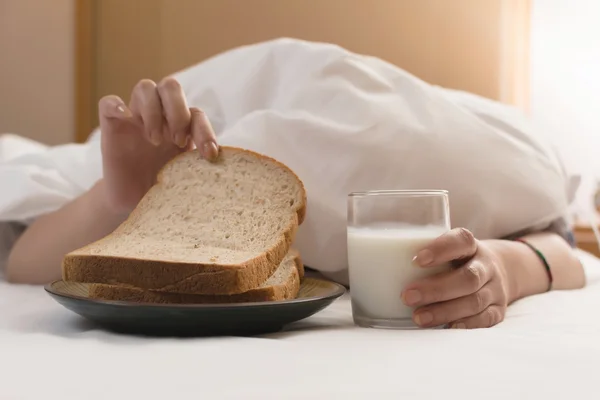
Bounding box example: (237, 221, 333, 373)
(62, 147, 306, 295)
(87, 250, 304, 304)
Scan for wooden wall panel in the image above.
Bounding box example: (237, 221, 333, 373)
(77, 0, 530, 141)
(1, 0, 75, 144)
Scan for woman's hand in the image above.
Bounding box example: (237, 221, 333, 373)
(400, 228, 511, 329)
(6, 77, 220, 284)
(99, 77, 219, 215)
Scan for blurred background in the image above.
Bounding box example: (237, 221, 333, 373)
(0, 0, 532, 144)
(1, 0, 599, 249)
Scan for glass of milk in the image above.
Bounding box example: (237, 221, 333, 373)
(347, 190, 450, 329)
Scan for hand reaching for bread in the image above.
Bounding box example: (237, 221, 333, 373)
(98, 77, 219, 215)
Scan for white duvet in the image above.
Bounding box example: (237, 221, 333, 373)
(0, 38, 579, 278)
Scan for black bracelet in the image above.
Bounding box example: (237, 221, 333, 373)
(515, 238, 553, 291)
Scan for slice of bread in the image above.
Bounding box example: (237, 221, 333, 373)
(62, 147, 307, 295)
(87, 250, 304, 304)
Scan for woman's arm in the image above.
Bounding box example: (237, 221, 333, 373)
(485, 231, 586, 304)
(6, 179, 126, 284)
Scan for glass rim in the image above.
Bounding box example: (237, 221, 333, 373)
(348, 189, 448, 198)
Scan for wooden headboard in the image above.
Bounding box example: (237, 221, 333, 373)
(75, 0, 530, 142)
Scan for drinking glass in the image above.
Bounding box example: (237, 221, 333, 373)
(347, 190, 450, 329)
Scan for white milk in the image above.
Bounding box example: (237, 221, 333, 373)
(347, 224, 449, 321)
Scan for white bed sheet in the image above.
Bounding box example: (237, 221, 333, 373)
(1, 249, 599, 400)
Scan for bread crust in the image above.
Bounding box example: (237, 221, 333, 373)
(62, 146, 307, 295)
(87, 250, 304, 303)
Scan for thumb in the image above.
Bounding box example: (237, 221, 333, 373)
(98, 95, 133, 125)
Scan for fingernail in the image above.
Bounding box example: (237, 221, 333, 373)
(149, 131, 162, 146)
(451, 323, 466, 329)
(402, 289, 422, 306)
(414, 312, 433, 326)
(203, 142, 219, 160)
(175, 133, 188, 149)
(413, 249, 434, 267)
(116, 104, 132, 117)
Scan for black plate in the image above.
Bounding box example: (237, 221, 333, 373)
(45, 277, 345, 336)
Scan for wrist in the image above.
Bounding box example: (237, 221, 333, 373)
(483, 240, 526, 304)
(484, 238, 551, 304)
(86, 179, 130, 226)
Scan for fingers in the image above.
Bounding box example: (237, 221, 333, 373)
(129, 79, 164, 146)
(157, 77, 191, 149)
(412, 282, 496, 328)
(155, 76, 218, 158)
(413, 227, 478, 268)
(448, 305, 506, 329)
(401, 259, 491, 307)
(190, 107, 219, 161)
(104, 77, 218, 159)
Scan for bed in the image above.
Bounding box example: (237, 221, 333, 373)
(5, 1, 598, 399)
(1, 248, 599, 399)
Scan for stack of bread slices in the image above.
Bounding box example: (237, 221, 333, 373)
(62, 147, 307, 304)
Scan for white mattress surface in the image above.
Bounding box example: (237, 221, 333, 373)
(1, 249, 600, 400)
